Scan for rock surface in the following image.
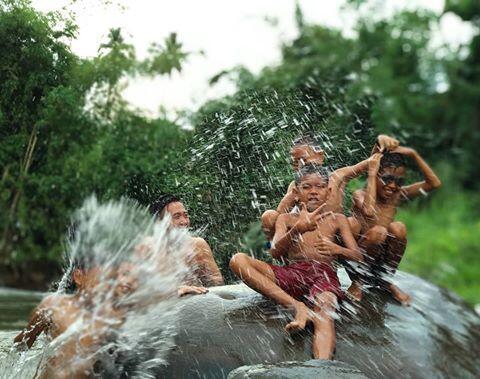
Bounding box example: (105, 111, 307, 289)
(159, 271, 480, 379)
(227, 360, 370, 379)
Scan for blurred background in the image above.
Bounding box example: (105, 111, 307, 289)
(0, 0, 479, 306)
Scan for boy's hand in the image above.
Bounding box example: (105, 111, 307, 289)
(377, 135, 399, 152)
(294, 203, 326, 234)
(392, 146, 416, 156)
(368, 153, 382, 175)
(315, 237, 341, 256)
(178, 285, 208, 297)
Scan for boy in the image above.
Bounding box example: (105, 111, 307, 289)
(348, 146, 441, 304)
(261, 134, 400, 240)
(149, 194, 224, 293)
(14, 258, 118, 378)
(230, 164, 363, 360)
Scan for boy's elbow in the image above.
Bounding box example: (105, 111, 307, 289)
(432, 178, 442, 189)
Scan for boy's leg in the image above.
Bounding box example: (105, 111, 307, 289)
(385, 222, 411, 305)
(261, 210, 279, 241)
(311, 291, 338, 360)
(347, 225, 388, 301)
(229, 253, 312, 331)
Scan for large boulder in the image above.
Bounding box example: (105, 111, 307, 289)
(160, 271, 480, 378)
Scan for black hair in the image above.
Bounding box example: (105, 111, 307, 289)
(149, 194, 181, 218)
(294, 163, 329, 186)
(380, 153, 406, 170)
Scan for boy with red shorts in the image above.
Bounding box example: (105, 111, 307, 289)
(230, 163, 363, 360)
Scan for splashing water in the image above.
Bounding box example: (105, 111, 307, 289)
(0, 196, 192, 378)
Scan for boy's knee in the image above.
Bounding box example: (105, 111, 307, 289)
(388, 221, 407, 240)
(261, 210, 278, 229)
(365, 225, 388, 244)
(229, 252, 249, 272)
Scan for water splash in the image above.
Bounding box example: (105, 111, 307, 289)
(0, 196, 191, 378)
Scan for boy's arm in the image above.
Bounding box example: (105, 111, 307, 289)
(330, 135, 399, 190)
(276, 181, 296, 213)
(395, 147, 442, 200)
(14, 302, 50, 349)
(315, 214, 364, 262)
(356, 153, 381, 218)
(193, 238, 224, 286)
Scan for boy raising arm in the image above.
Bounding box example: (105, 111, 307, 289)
(348, 146, 441, 304)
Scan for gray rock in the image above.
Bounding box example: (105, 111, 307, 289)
(159, 271, 480, 379)
(227, 360, 370, 379)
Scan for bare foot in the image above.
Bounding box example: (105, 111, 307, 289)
(389, 284, 411, 306)
(285, 301, 312, 333)
(347, 282, 363, 302)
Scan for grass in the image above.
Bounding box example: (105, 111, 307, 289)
(398, 190, 480, 305)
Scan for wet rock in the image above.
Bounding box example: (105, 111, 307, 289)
(227, 360, 370, 379)
(160, 271, 480, 379)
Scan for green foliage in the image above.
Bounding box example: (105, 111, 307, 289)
(0, 1, 188, 270)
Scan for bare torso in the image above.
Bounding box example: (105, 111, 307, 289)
(352, 189, 400, 231)
(282, 213, 340, 264)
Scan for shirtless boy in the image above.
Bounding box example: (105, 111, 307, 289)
(348, 146, 441, 305)
(230, 164, 363, 360)
(261, 134, 400, 240)
(14, 258, 118, 378)
(149, 194, 224, 295)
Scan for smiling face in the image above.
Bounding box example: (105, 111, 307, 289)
(296, 173, 329, 212)
(376, 166, 406, 200)
(290, 145, 325, 171)
(164, 201, 190, 228)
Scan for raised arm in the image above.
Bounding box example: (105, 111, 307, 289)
(14, 300, 51, 349)
(330, 135, 399, 190)
(192, 237, 224, 286)
(360, 153, 382, 218)
(395, 146, 442, 200)
(276, 181, 297, 213)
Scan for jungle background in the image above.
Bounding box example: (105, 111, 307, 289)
(0, 0, 479, 305)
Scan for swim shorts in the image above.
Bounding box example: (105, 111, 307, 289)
(269, 260, 343, 303)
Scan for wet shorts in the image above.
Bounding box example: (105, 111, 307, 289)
(269, 260, 343, 304)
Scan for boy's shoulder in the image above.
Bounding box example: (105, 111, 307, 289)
(38, 293, 74, 310)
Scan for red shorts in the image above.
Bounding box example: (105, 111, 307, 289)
(269, 260, 343, 303)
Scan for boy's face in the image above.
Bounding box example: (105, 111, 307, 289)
(114, 262, 139, 296)
(291, 145, 324, 171)
(164, 201, 190, 228)
(376, 166, 406, 200)
(296, 174, 329, 212)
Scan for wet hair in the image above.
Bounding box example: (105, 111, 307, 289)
(294, 163, 329, 186)
(380, 153, 406, 170)
(149, 194, 181, 218)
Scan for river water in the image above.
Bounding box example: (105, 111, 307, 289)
(0, 287, 42, 331)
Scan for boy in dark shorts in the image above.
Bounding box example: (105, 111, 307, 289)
(230, 164, 363, 360)
(348, 146, 441, 304)
(261, 134, 400, 241)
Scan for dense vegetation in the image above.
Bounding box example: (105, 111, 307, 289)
(0, 0, 478, 303)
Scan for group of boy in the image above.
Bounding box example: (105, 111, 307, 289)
(14, 132, 441, 375)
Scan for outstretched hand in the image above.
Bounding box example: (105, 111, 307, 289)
(294, 203, 330, 234)
(177, 285, 208, 297)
